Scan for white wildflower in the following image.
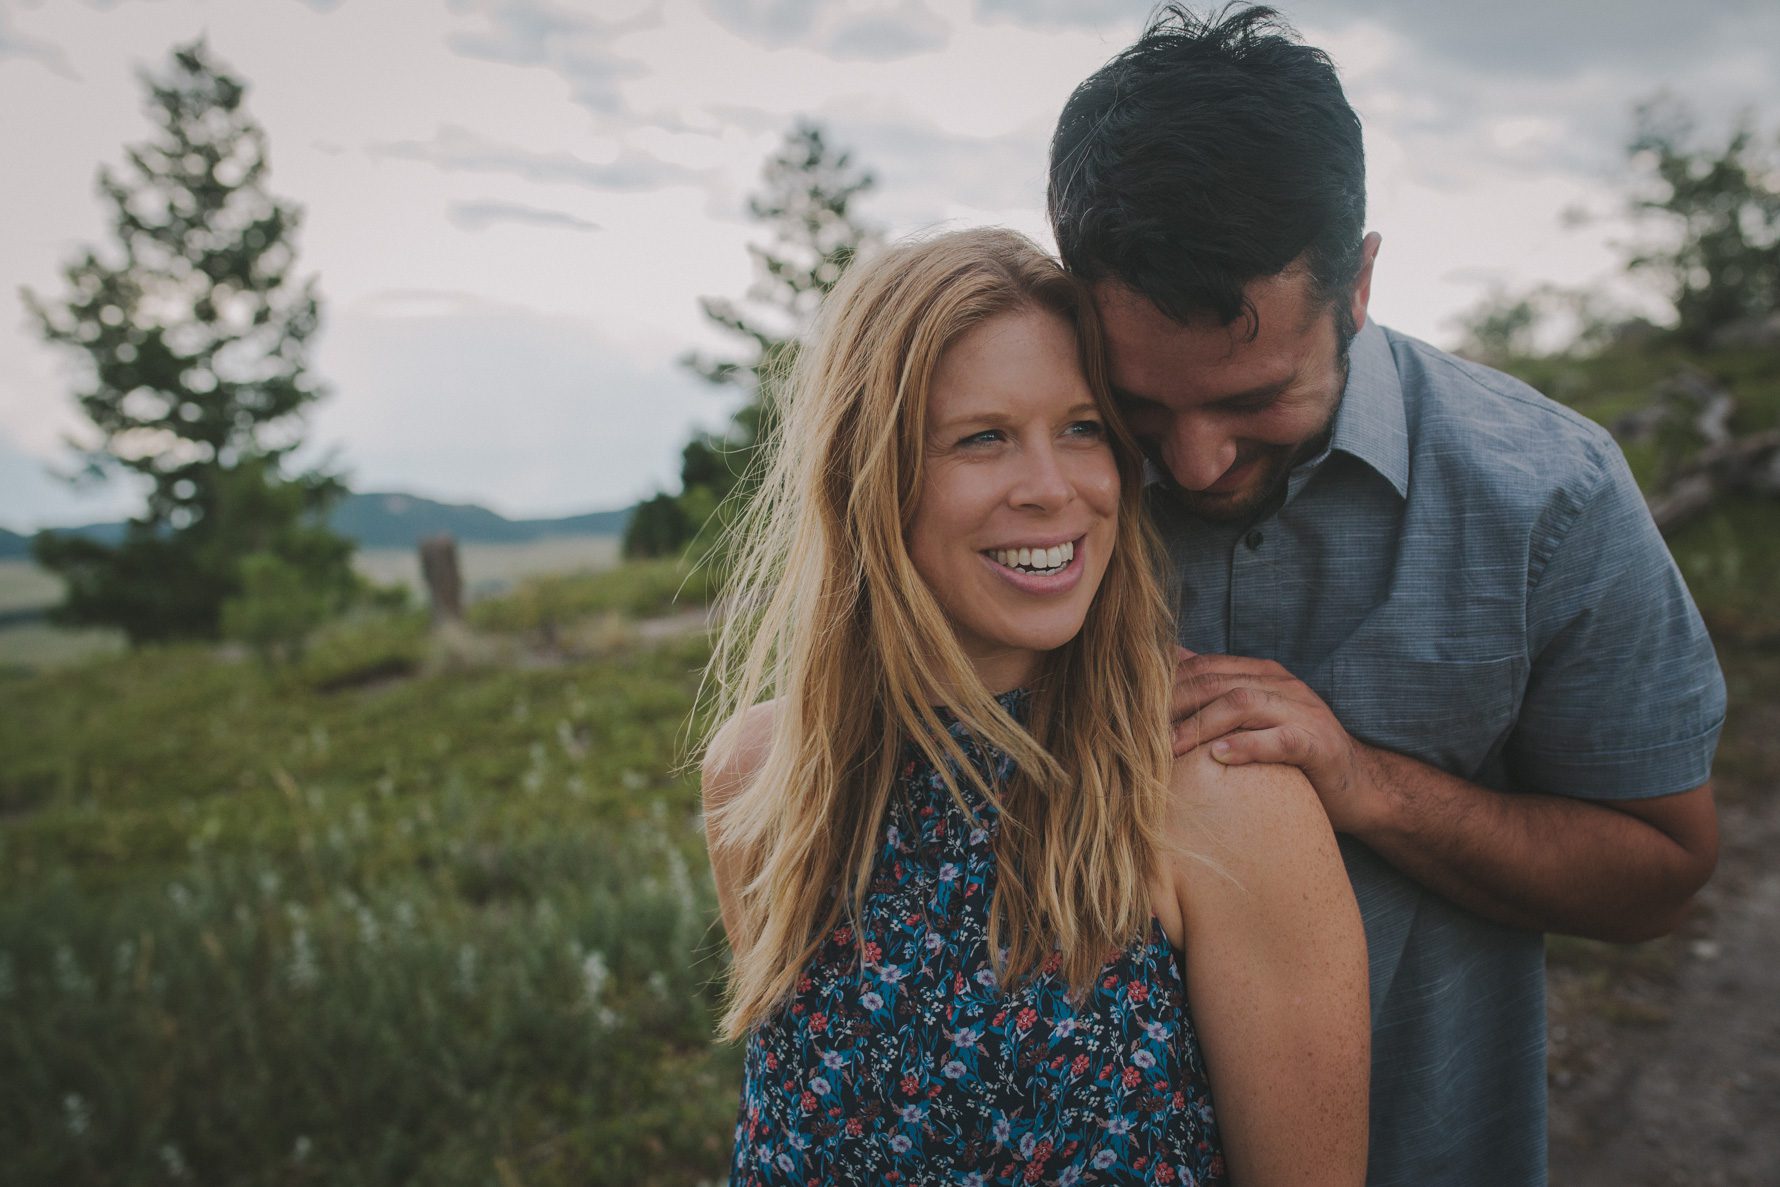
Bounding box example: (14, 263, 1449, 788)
(159, 1143, 189, 1179)
(53, 945, 93, 997)
(454, 944, 477, 995)
(288, 926, 319, 990)
(63, 1093, 90, 1139)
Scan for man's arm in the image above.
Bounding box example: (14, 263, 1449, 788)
(1173, 651, 1719, 941)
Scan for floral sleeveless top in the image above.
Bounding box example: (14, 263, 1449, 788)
(729, 693, 1226, 1185)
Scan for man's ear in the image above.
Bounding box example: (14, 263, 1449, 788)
(1349, 232, 1382, 334)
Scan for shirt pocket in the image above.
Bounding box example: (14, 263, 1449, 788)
(1332, 654, 1522, 780)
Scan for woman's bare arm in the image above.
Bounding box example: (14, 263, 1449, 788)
(1162, 748, 1370, 1186)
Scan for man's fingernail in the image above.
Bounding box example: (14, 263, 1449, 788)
(1210, 740, 1231, 760)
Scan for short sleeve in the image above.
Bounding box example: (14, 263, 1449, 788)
(1508, 440, 1726, 799)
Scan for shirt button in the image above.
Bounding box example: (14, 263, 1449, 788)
(1244, 530, 1264, 551)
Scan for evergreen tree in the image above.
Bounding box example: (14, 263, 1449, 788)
(1627, 99, 1780, 350)
(23, 39, 353, 644)
(624, 121, 878, 559)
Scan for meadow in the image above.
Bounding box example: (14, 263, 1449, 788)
(0, 557, 736, 1186)
(2, 344, 1778, 1186)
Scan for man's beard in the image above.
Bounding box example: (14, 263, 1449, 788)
(1158, 343, 1350, 525)
(1163, 445, 1300, 523)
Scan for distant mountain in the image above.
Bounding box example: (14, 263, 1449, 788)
(329, 492, 631, 548)
(1, 491, 633, 558)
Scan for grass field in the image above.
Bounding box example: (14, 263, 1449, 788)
(0, 565, 733, 1186)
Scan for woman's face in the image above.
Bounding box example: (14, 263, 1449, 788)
(906, 307, 1120, 693)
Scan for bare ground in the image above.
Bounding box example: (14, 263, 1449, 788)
(1547, 647, 1780, 1185)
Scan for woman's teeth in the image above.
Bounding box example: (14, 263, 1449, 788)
(989, 540, 1074, 573)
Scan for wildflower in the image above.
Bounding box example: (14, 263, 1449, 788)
(54, 945, 93, 997)
(288, 927, 319, 990)
(63, 1093, 90, 1139)
(582, 951, 610, 1006)
(159, 1143, 189, 1179)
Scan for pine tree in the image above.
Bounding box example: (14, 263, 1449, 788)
(1627, 99, 1780, 350)
(624, 121, 878, 558)
(23, 39, 353, 644)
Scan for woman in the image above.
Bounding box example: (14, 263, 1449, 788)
(702, 227, 1367, 1185)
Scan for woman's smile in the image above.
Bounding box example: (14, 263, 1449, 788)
(979, 535, 1086, 592)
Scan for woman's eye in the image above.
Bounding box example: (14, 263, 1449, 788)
(1065, 419, 1106, 439)
(959, 429, 1004, 447)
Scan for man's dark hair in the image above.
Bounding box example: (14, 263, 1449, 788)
(1048, 4, 1366, 340)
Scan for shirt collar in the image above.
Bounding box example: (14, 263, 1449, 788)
(1318, 319, 1409, 499)
(1140, 319, 1411, 503)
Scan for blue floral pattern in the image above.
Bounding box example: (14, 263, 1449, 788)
(730, 694, 1225, 1185)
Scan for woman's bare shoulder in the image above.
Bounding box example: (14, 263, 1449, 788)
(701, 700, 779, 813)
(1161, 746, 1344, 913)
(1166, 746, 1330, 852)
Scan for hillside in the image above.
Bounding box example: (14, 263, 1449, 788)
(0, 491, 634, 559)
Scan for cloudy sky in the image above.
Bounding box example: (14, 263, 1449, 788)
(3, 0, 1777, 532)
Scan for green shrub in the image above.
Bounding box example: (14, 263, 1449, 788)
(222, 552, 343, 667)
(295, 610, 431, 692)
(469, 561, 714, 637)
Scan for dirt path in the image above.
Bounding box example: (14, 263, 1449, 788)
(1547, 657, 1780, 1185)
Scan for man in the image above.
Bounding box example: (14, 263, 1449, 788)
(1047, 7, 1724, 1186)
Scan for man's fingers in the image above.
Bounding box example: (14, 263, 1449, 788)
(1208, 723, 1315, 769)
(1176, 652, 1293, 681)
(1172, 687, 1289, 755)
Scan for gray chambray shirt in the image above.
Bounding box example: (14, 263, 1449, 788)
(1149, 320, 1726, 1187)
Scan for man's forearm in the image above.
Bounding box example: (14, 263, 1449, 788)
(1346, 745, 1718, 941)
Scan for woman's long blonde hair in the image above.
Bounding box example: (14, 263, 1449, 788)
(703, 226, 1177, 1040)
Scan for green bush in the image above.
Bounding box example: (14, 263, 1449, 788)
(221, 552, 343, 667)
(0, 632, 738, 1185)
(469, 561, 714, 637)
(295, 610, 431, 693)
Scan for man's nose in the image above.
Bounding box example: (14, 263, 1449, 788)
(1164, 420, 1238, 491)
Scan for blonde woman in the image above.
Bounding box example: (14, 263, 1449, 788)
(702, 227, 1367, 1186)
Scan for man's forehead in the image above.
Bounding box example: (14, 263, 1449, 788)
(1090, 274, 1321, 402)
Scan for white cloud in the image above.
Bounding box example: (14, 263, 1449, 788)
(0, 0, 1775, 530)
(447, 199, 602, 232)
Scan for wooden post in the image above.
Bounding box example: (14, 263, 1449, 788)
(419, 534, 463, 624)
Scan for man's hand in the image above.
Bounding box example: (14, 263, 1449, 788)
(1171, 647, 1378, 833)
